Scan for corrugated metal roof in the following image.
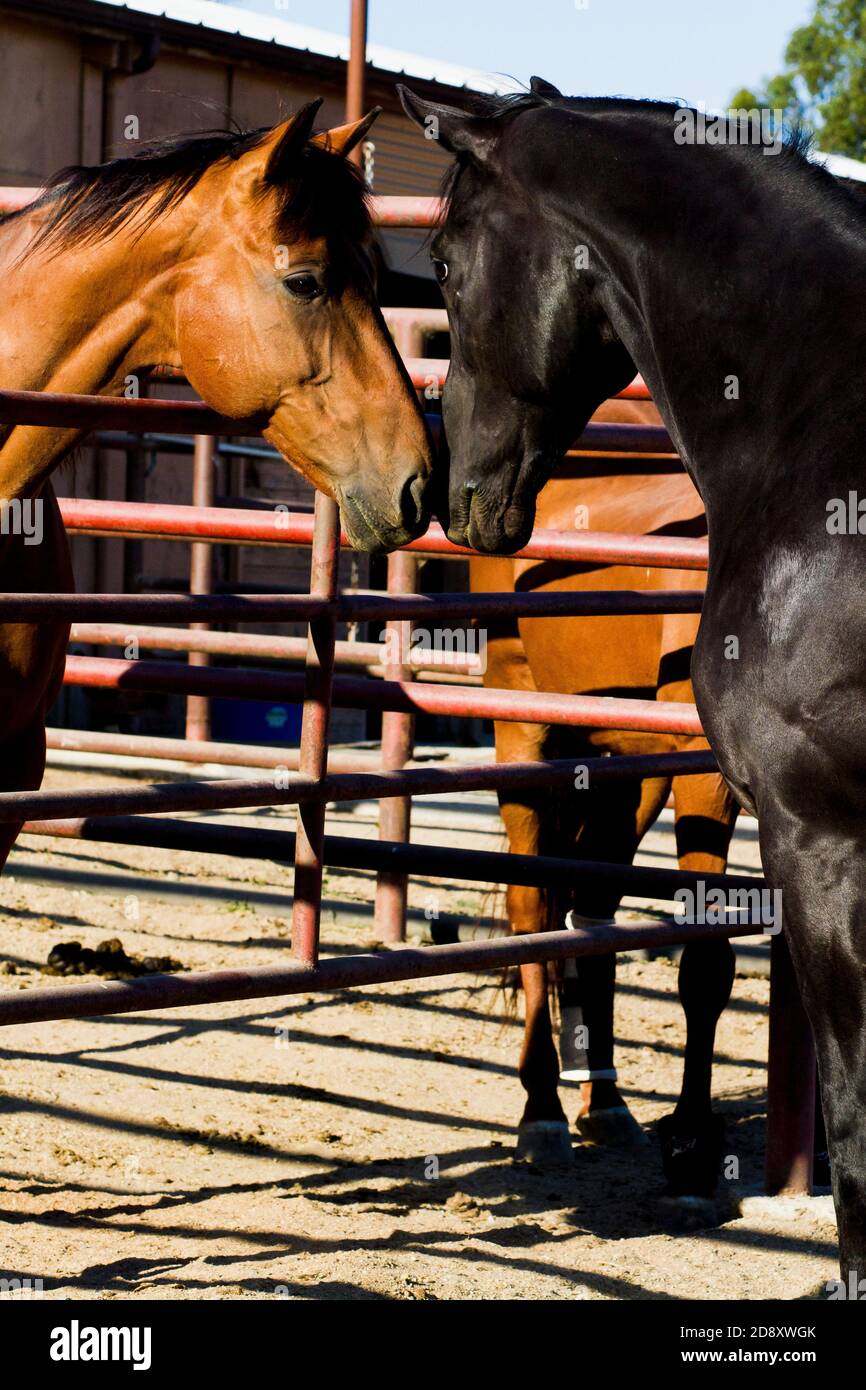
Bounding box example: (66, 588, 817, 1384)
(94, 0, 516, 94)
(75, 4, 866, 185)
(817, 150, 866, 184)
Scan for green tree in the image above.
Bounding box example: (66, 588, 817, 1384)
(731, 0, 866, 158)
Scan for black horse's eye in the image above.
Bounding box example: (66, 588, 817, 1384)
(284, 272, 323, 301)
(432, 259, 449, 285)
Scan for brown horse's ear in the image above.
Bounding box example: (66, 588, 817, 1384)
(398, 85, 497, 163)
(260, 98, 324, 186)
(312, 108, 381, 156)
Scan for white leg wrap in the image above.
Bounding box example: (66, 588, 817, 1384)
(559, 1067, 618, 1082)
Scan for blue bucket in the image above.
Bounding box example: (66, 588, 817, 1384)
(210, 698, 302, 747)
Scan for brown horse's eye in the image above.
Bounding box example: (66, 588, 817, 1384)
(284, 272, 323, 301)
(432, 259, 448, 284)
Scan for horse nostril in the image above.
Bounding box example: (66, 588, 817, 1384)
(400, 470, 428, 531)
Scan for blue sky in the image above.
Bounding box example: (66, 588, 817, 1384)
(215, 0, 815, 110)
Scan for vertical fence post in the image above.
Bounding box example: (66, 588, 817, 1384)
(346, 0, 368, 152)
(288, 0, 368, 960)
(290, 494, 340, 964)
(374, 550, 417, 942)
(765, 930, 816, 1194)
(372, 313, 426, 945)
(185, 434, 215, 742)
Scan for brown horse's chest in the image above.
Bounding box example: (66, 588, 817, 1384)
(471, 448, 712, 776)
(473, 467, 705, 697)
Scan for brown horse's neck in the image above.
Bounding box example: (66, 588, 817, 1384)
(0, 201, 187, 498)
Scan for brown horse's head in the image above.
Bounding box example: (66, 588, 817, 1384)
(170, 101, 432, 551)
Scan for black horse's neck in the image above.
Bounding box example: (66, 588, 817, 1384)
(541, 103, 866, 521)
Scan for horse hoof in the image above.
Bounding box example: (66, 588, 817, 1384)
(515, 1120, 573, 1165)
(574, 1105, 648, 1148)
(657, 1193, 728, 1232)
(657, 1112, 725, 1197)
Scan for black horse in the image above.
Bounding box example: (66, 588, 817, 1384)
(400, 77, 866, 1280)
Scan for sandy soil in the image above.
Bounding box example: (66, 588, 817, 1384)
(0, 761, 838, 1301)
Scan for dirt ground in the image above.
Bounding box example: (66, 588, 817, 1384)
(0, 757, 838, 1301)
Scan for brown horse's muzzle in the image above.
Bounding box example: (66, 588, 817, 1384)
(339, 462, 431, 553)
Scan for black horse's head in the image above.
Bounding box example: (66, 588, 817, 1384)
(399, 78, 636, 553)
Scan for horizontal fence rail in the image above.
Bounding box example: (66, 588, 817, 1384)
(0, 589, 704, 622)
(59, 655, 704, 735)
(0, 387, 673, 454)
(68, 622, 484, 676)
(0, 747, 717, 821)
(58, 498, 709, 567)
(0, 915, 762, 1028)
(45, 727, 385, 772)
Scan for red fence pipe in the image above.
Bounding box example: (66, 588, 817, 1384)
(0, 747, 719, 821)
(0, 388, 264, 436)
(35, 750, 717, 811)
(375, 549, 417, 942)
(185, 434, 216, 741)
(21, 800, 762, 906)
(291, 495, 340, 963)
(46, 726, 381, 773)
(12, 346, 648, 410)
(68, 622, 480, 674)
(128, 352, 656, 402)
(406, 358, 652, 402)
(0, 914, 761, 1027)
(58, 498, 708, 568)
(765, 932, 817, 1195)
(346, 0, 369, 158)
(0, 589, 705, 623)
(369, 195, 442, 226)
(61, 653, 704, 734)
(0, 187, 446, 229)
(574, 423, 671, 452)
(0, 387, 673, 453)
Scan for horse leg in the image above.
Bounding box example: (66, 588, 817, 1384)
(758, 817, 866, 1282)
(0, 714, 50, 940)
(498, 752, 573, 1163)
(475, 600, 572, 1162)
(507, 878, 573, 1161)
(563, 770, 671, 1143)
(657, 767, 739, 1196)
(0, 487, 70, 872)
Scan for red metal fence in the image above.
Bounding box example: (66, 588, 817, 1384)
(0, 190, 815, 1194)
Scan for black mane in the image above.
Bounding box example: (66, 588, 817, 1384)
(1, 125, 371, 256)
(437, 91, 863, 224)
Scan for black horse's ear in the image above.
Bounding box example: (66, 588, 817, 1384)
(530, 76, 562, 99)
(398, 85, 497, 162)
(263, 98, 324, 185)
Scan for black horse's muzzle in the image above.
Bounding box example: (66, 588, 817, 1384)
(444, 481, 535, 555)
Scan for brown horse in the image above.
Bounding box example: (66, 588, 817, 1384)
(471, 398, 739, 1194)
(0, 101, 432, 874)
